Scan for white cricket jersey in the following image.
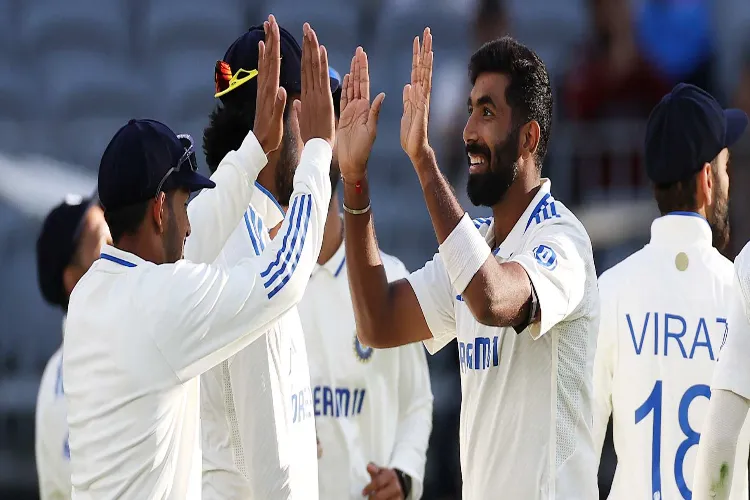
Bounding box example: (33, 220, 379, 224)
(406, 180, 599, 500)
(594, 213, 750, 500)
(201, 181, 318, 500)
(62, 134, 332, 500)
(36, 343, 71, 500)
(298, 241, 433, 499)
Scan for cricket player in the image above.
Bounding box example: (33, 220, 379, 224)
(297, 65, 433, 500)
(594, 83, 750, 500)
(199, 20, 341, 500)
(35, 195, 111, 500)
(336, 33, 599, 499)
(62, 18, 336, 499)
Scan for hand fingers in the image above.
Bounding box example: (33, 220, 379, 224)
(320, 44, 330, 91)
(267, 16, 281, 86)
(340, 73, 350, 114)
(353, 47, 362, 100)
(289, 98, 301, 141)
(403, 84, 410, 106)
(366, 463, 380, 477)
(368, 92, 385, 129)
(372, 482, 402, 500)
(424, 49, 434, 100)
(303, 23, 314, 96)
(307, 25, 321, 92)
(411, 36, 420, 86)
(359, 48, 370, 102)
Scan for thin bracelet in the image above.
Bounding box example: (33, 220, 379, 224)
(343, 202, 371, 215)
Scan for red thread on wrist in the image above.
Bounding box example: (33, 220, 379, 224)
(355, 180, 362, 194)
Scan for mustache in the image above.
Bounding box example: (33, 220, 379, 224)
(465, 142, 491, 158)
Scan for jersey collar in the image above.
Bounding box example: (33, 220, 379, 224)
(98, 244, 147, 268)
(315, 232, 347, 277)
(250, 181, 285, 230)
(650, 211, 713, 246)
(485, 179, 553, 259)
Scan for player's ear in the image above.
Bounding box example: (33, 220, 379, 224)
(697, 163, 713, 207)
(151, 193, 166, 234)
(520, 120, 540, 160)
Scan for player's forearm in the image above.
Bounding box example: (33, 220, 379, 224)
(184, 131, 267, 263)
(412, 149, 465, 244)
(693, 389, 749, 500)
(342, 176, 397, 345)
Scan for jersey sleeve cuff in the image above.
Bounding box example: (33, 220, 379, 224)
(231, 131, 268, 184)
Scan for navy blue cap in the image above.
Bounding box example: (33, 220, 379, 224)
(215, 23, 341, 106)
(645, 83, 749, 184)
(98, 119, 215, 211)
(37, 195, 97, 309)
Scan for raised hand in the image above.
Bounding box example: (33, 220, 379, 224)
(400, 27, 433, 162)
(253, 15, 287, 155)
(293, 23, 335, 147)
(337, 47, 385, 183)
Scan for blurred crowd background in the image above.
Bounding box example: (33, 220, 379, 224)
(1, 0, 749, 498)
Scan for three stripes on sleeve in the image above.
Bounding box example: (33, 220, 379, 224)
(255, 193, 313, 299)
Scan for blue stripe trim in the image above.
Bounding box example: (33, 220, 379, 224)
(493, 247, 501, 256)
(264, 194, 309, 289)
(473, 217, 491, 229)
(334, 256, 346, 277)
(268, 196, 312, 298)
(525, 193, 553, 232)
(254, 212, 266, 251)
(260, 195, 301, 278)
(244, 211, 261, 256)
(668, 211, 708, 221)
(100, 253, 136, 267)
(254, 181, 284, 215)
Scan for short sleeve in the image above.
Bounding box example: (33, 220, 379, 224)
(713, 273, 750, 399)
(510, 223, 588, 339)
(406, 253, 457, 354)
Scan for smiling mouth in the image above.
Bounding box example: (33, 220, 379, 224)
(468, 154, 489, 172)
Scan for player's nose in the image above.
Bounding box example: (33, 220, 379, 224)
(463, 115, 479, 144)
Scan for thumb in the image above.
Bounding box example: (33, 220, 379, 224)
(289, 99, 301, 140)
(368, 93, 386, 128)
(366, 462, 380, 477)
(272, 87, 287, 122)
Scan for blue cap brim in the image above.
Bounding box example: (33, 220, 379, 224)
(329, 67, 342, 94)
(725, 108, 749, 147)
(175, 170, 216, 192)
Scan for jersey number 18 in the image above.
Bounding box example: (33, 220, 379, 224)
(635, 380, 710, 500)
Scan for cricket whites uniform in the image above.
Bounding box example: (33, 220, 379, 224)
(594, 212, 750, 500)
(62, 132, 332, 499)
(36, 340, 71, 500)
(298, 241, 433, 499)
(201, 182, 318, 499)
(406, 180, 599, 500)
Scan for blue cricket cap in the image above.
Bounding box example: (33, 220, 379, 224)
(645, 83, 748, 184)
(98, 119, 215, 211)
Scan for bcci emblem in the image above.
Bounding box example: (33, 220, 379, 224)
(353, 333, 373, 363)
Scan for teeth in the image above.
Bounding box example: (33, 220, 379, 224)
(468, 154, 486, 166)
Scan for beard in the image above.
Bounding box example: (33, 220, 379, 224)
(163, 203, 183, 263)
(466, 128, 521, 207)
(709, 185, 730, 252)
(275, 124, 300, 206)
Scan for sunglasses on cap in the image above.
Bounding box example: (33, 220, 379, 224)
(215, 60, 262, 98)
(154, 134, 198, 197)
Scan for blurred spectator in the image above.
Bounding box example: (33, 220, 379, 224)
(728, 44, 750, 259)
(562, 0, 670, 121)
(636, 0, 718, 97)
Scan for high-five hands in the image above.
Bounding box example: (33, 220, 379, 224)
(253, 15, 287, 155)
(337, 47, 386, 183)
(400, 28, 433, 163)
(294, 23, 336, 147)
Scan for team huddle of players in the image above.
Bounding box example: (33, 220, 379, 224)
(30, 13, 750, 500)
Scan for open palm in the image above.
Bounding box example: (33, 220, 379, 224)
(337, 47, 385, 182)
(400, 28, 433, 161)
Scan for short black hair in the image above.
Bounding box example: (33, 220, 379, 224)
(653, 159, 718, 214)
(468, 36, 553, 166)
(104, 201, 150, 243)
(333, 88, 342, 119)
(203, 100, 256, 173)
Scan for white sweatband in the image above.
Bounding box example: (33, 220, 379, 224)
(438, 213, 491, 294)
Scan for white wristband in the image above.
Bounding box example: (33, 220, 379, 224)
(438, 213, 491, 294)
